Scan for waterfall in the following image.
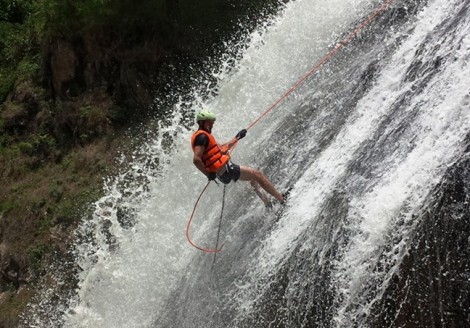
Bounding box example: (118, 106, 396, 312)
(24, 0, 470, 327)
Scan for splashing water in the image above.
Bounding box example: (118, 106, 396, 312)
(23, 0, 470, 327)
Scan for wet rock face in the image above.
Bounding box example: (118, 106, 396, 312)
(50, 40, 79, 98)
(45, 33, 162, 127)
(371, 148, 470, 327)
(1, 257, 21, 290)
(0, 243, 29, 292)
(0, 81, 42, 135)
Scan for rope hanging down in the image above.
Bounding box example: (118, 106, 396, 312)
(186, 0, 394, 253)
(186, 182, 227, 254)
(186, 181, 224, 253)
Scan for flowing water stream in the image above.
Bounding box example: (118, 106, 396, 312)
(24, 0, 470, 327)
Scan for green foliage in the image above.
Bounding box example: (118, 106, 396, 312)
(17, 141, 34, 155)
(1, 144, 20, 158)
(0, 67, 15, 103)
(0, 0, 32, 23)
(0, 0, 283, 103)
(49, 180, 63, 202)
(80, 105, 107, 136)
(0, 0, 41, 101)
(37, 216, 54, 233)
(54, 187, 102, 225)
(32, 134, 56, 155)
(0, 200, 15, 215)
(16, 57, 40, 81)
(28, 244, 47, 262)
(27, 243, 48, 274)
(79, 105, 104, 121)
(20, 0, 173, 41)
(14, 134, 56, 156)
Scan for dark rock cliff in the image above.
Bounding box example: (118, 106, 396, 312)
(371, 135, 470, 327)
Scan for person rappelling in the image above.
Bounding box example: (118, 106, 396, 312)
(191, 109, 286, 206)
(187, 0, 393, 252)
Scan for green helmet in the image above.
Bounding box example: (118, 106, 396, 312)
(196, 109, 216, 122)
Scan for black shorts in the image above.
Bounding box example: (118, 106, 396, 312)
(217, 162, 241, 184)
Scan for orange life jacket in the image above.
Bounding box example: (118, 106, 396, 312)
(191, 130, 230, 173)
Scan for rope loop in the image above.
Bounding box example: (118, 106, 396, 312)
(186, 181, 224, 253)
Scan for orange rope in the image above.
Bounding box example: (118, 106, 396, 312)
(186, 181, 224, 253)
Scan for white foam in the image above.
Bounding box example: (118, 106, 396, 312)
(59, 1, 376, 326)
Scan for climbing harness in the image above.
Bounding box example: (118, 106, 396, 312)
(186, 0, 394, 253)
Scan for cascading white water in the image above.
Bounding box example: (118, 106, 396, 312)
(24, 0, 470, 327)
(332, 0, 470, 324)
(57, 1, 376, 327)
